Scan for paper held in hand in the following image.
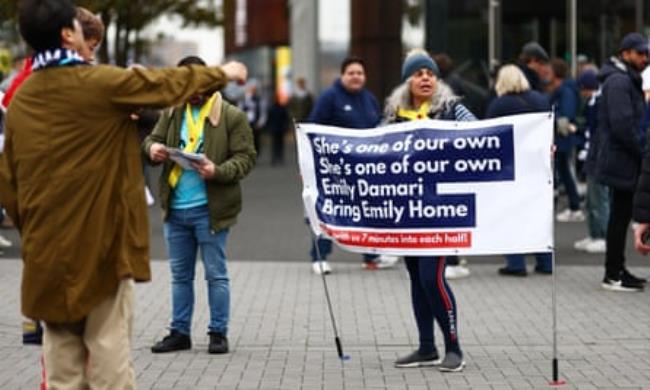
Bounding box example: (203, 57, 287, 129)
(167, 148, 205, 170)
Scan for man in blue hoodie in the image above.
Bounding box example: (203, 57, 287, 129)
(549, 58, 584, 223)
(597, 33, 649, 292)
(306, 57, 399, 274)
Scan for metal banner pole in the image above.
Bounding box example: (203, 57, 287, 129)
(311, 231, 351, 361)
(549, 109, 565, 386)
(296, 121, 349, 361)
(550, 249, 565, 386)
(548, 109, 566, 387)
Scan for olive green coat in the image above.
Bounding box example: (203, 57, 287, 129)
(0, 64, 229, 323)
(142, 93, 256, 231)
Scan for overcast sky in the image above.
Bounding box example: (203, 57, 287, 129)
(147, 0, 350, 65)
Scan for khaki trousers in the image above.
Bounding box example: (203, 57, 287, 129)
(43, 279, 135, 390)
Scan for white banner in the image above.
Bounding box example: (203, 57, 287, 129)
(297, 113, 554, 256)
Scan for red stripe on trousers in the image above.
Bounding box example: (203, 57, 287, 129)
(436, 257, 453, 310)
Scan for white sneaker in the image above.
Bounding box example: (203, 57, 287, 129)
(312, 261, 331, 275)
(0, 234, 12, 248)
(573, 236, 592, 251)
(584, 238, 606, 253)
(445, 265, 470, 279)
(145, 186, 155, 206)
(375, 255, 400, 269)
(556, 209, 585, 222)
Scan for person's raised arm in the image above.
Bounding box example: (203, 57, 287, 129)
(101, 61, 247, 111)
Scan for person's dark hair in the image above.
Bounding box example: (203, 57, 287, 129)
(551, 58, 569, 80)
(177, 55, 206, 67)
(432, 53, 454, 78)
(519, 41, 550, 64)
(18, 0, 76, 51)
(340, 56, 365, 74)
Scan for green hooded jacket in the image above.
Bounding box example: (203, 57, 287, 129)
(143, 92, 256, 231)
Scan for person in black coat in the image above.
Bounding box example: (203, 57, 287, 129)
(239, 82, 264, 156)
(265, 95, 290, 166)
(597, 33, 649, 291)
(485, 65, 549, 118)
(516, 42, 551, 93)
(633, 128, 650, 254)
(485, 64, 552, 276)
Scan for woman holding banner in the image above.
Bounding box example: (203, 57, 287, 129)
(485, 64, 553, 276)
(384, 49, 475, 372)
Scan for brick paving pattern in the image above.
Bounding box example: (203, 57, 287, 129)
(1, 260, 650, 389)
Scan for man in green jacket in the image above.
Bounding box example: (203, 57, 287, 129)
(143, 55, 256, 355)
(0, 0, 247, 388)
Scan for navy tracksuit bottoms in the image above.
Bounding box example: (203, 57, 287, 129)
(405, 256, 462, 356)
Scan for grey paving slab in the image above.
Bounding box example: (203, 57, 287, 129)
(2, 260, 650, 389)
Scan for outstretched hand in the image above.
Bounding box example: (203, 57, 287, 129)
(634, 223, 650, 255)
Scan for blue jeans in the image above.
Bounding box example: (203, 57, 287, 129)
(164, 205, 230, 336)
(586, 175, 609, 239)
(504, 252, 552, 272)
(555, 150, 580, 211)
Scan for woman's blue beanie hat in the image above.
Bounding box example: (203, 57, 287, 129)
(401, 50, 440, 82)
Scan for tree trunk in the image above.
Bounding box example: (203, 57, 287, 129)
(113, 10, 125, 66)
(122, 24, 132, 66)
(134, 29, 142, 64)
(98, 12, 111, 64)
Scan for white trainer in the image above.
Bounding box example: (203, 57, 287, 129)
(584, 238, 606, 254)
(445, 265, 470, 279)
(573, 236, 592, 251)
(556, 209, 585, 222)
(375, 255, 400, 269)
(0, 234, 12, 248)
(312, 261, 331, 275)
(145, 186, 155, 206)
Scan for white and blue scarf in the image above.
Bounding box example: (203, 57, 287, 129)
(31, 48, 87, 71)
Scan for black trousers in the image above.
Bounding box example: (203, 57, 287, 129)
(271, 132, 285, 165)
(605, 188, 634, 278)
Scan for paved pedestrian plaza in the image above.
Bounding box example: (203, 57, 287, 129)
(1, 259, 650, 389)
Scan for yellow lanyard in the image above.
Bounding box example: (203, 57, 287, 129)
(168, 94, 217, 188)
(397, 101, 431, 121)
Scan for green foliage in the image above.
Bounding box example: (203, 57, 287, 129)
(78, 0, 221, 65)
(0, 1, 17, 24)
(0, 0, 222, 65)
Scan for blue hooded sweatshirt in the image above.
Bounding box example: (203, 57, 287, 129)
(307, 79, 381, 128)
(551, 78, 581, 152)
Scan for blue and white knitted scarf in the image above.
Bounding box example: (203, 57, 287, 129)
(31, 48, 87, 71)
